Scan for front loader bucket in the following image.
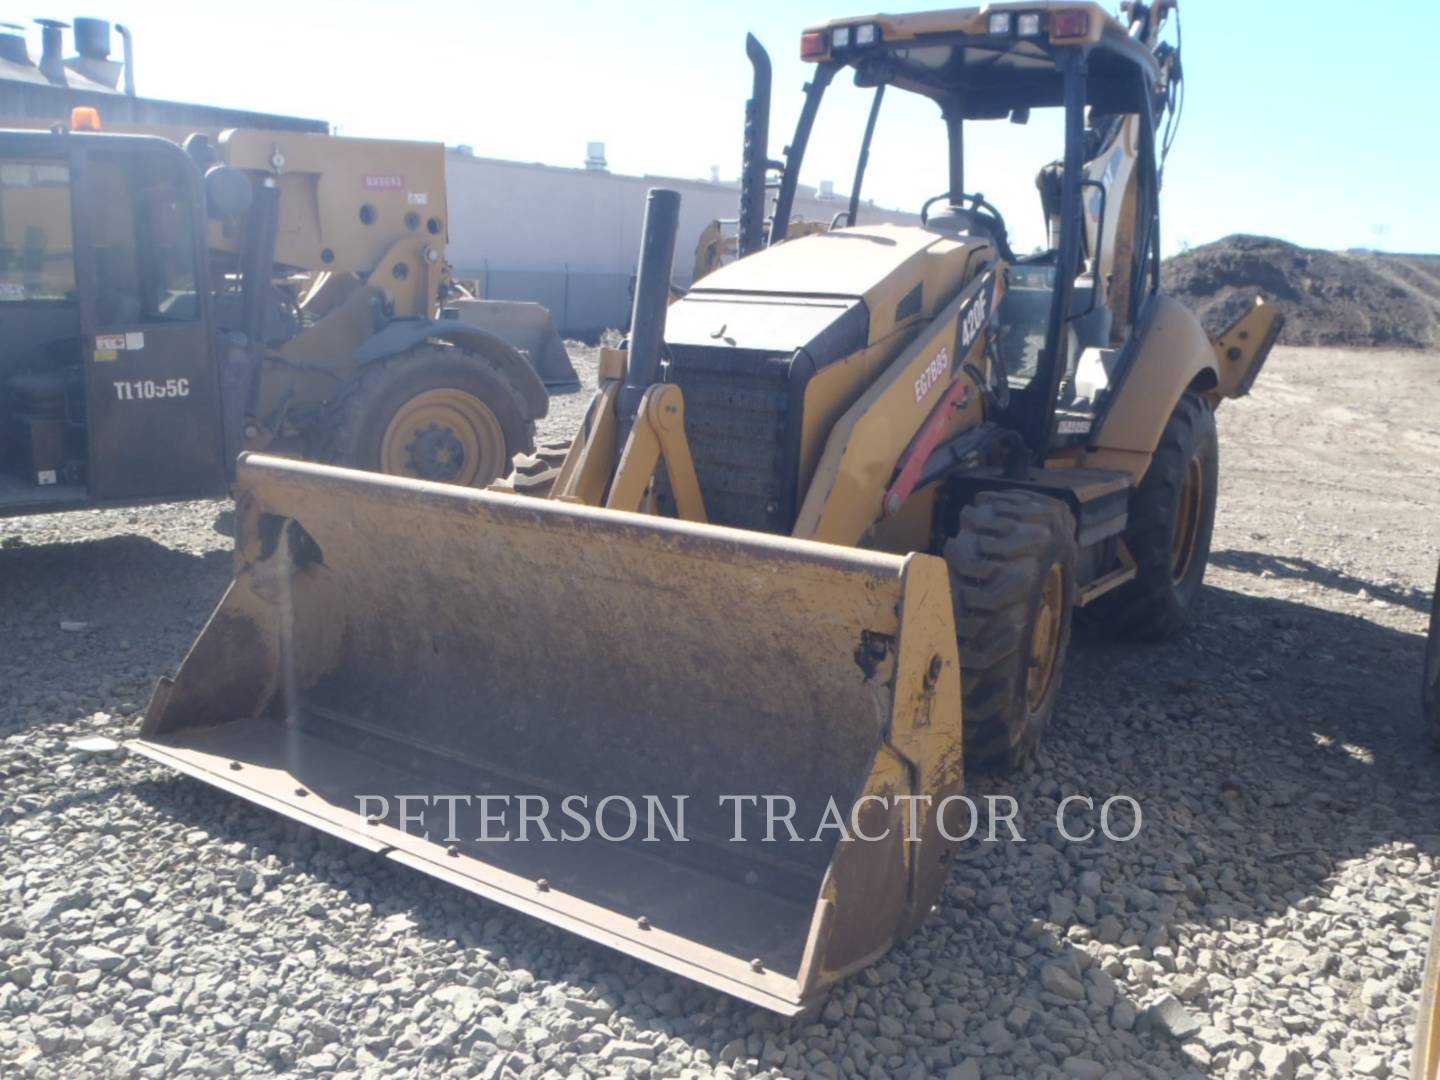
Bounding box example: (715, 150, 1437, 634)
(134, 454, 964, 1014)
(449, 298, 581, 392)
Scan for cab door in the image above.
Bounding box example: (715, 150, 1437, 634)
(72, 139, 227, 502)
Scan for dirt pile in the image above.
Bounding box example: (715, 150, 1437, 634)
(1164, 234, 1440, 348)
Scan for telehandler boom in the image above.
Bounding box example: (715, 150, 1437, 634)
(137, 0, 1280, 1014)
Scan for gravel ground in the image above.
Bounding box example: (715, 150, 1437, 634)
(1, 344, 1437, 1079)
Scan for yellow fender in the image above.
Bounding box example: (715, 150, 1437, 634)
(1087, 294, 1282, 481)
(1085, 294, 1212, 480)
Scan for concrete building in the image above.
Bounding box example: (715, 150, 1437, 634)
(444, 147, 920, 338)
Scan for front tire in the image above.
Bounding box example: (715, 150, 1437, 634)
(1089, 391, 1218, 640)
(323, 345, 534, 487)
(505, 439, 573, 498)
(945, 491, 1078, 771)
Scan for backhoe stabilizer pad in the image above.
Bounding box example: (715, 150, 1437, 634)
(134, 453, 964, 1013)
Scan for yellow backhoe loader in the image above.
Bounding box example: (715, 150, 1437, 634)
(135, 1, 1281, 1014)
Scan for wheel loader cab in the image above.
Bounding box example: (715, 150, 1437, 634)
(0, 130, 227, 517)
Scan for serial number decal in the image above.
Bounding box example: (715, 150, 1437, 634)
(363, 174, 405, 190)
(914, 346, 950, 403)
(113, 378, 190, 401)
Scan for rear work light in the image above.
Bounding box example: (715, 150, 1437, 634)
(855, 23, 879, 45)
(800, 30, 829, 60)
(1051, 9, 1091, 38)
(832, 26, 851, 48)
(1017, 13, 1042, 35)
(988, 12, 1012, 34)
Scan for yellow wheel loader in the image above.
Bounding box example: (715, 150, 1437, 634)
(135, 1, 1280, 1015)
(0, 120, 577, 519)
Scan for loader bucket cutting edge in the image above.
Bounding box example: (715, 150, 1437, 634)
(134, 453, 965, 1013)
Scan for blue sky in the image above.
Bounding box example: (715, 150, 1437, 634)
(20, 0, 1435, 254)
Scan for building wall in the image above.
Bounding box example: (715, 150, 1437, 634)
(443, 153, 920, 337)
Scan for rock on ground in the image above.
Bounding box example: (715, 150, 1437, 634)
(0, 344, 1437, 1079)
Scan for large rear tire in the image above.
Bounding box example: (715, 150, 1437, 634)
(1088, 391, 1218, 640)
(323, 345, 534, 487)
(945, 491, 1078, 771)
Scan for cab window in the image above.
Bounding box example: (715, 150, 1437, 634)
(86, 150, 201, 324)
(0, 161, 75, 303)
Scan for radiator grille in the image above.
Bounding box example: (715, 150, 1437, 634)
(658, 346, 795, 533)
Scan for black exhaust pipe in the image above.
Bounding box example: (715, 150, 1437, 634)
(738, 34, 772, 259)
(619, 187, 681, 423)
(35, 18, 67, 85)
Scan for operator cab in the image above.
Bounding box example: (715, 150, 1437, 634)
(778, 1, 1176, 454)
(0, 128, 227, 517)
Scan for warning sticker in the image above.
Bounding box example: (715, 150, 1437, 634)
(96, 333, 125, 351)
(363, 174, 405, 190)
(407, 192, 429, 206)
(94, 349, 118, 362)
(124, 331, 145, 350)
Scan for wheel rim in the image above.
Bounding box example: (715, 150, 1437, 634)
(380, 388, 506, 486)
(1171, 455, 1205, 585)
(1027, 563, 1066, 713)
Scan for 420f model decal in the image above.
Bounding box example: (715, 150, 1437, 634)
(958, 272, 996, 353)
(914, 272, 997, 404)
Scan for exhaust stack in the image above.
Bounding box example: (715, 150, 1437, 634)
(35, 18, 67, 85)
(67, 17, 123, 90)
(738, 34, 772, 258)
(116, 21, 134, 95)
(0, 22, 31, 66)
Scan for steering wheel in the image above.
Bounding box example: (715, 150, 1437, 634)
(920, 191, 1017, 263)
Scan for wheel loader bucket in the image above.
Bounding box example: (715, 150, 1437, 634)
(133, 454, 965, 1015)
(448, 298, 581, 392)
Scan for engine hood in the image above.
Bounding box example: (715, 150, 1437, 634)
(691, 223, 961, 299)
(668, 223, 991, 356)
